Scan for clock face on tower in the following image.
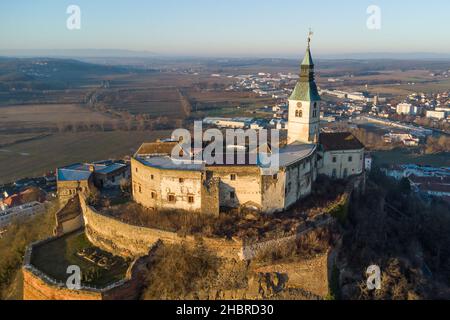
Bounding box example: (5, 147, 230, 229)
(296, 102, 302, 108)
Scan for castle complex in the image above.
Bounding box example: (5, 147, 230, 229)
(25, 37, 366, 301)
(130, 40, 365, 215)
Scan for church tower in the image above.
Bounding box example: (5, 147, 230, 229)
(287, 34, 321, 145)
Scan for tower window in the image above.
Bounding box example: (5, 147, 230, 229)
(348, 156, 353, 162)
(230, 191, 236, 199)
(151, 191, 156, 199)
(151, 174, 154, 180)
(188, 195, 194, 204)
(230, 174, 236, 181)
(295, 110, 303, 118)
(179, 178, 184, 183)
(168, 194, 176, 202)
(332, 157, 337, 163)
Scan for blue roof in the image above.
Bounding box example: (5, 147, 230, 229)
(57, 161, 126, 181)
(96, 163, 126, 174)
(57, 169, 92, 181)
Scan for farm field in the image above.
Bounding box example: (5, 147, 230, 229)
(372, 149, 450, 168)
(0, 130, 171, 184)
(97, 88, 184, 117)
(0, 104, 117, 132)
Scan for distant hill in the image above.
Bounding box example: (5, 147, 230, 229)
(0, 57, 148, 90)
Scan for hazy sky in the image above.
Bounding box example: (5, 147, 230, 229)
(1, 0, 450, 57)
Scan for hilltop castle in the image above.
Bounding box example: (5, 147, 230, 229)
(130, 40, 365, 215)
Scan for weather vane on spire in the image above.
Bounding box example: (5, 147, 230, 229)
(307, 28, 314, 47)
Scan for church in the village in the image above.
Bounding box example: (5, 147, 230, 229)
(130, 38, 365, 215)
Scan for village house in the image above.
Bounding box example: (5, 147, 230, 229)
(57, 160, 130, 205)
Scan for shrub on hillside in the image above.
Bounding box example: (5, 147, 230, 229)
(141, 241, 220, 300)
(0, 201, 56, 299)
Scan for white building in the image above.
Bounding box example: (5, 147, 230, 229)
(396, 103, 419, 115)
(426, 110, 447, 120)
(318, 133, 365, 179)
(0, 201, 46, 227)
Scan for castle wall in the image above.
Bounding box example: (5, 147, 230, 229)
(54, 197, 84, 236)
(23, 238, 153, 300)
(284, 156, 314, 209)
(207, 166, 263, 209)
(131, 158, 203, 212)
(59, 214, 83, 235)
(23, 268, 102, 300)
(261, 171, 286, 213)
(80, 193, 242, 259)
(57, 178, 93, 206)
(319, 149, 364, 179)
(201, 177, 220, 216)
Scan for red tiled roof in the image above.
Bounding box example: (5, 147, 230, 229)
(4, 194, 22, 207)
(135, 142, 178, 156)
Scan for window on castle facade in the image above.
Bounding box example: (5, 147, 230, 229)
(168, 194, 176, 202)
(151, 191, 156, 199)
(230, 191, 235, 199)
(230, 174, 236, 181)
(295, 110, 303, 118)
(348, 156, 353, 162)
(188, 195, 194, 203)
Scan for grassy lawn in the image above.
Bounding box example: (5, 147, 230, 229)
(372, 148, 450, 167)
(30, 232, 129, 288)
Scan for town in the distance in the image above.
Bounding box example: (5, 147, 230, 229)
(1, 33, 450, 301)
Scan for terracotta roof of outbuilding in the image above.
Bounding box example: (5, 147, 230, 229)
(135, 142, 178, 156)
(319, 132, 364, 151)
